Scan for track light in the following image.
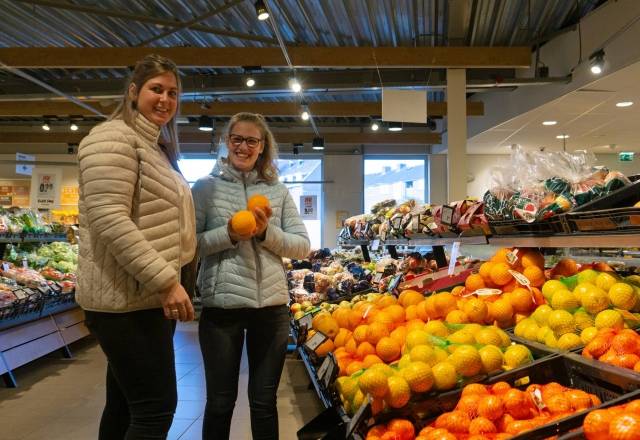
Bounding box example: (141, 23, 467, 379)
(70, 123, 78, 131)
(301, 110, 310, 121)
(589, 50, 605, 75)
(255, 0, 269, 21)
(426, 117, 437, 131)
(371, 122, 379, 131)
(312, 137, 325, 150)
(246, 77, 255, 87)
(388, 121, 403, 132)
(289, 77, 302, 93)
(198, 115, 214, 132)
(42, 122, 50, 131)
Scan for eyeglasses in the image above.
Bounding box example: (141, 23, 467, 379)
(228, 134, 262, 149)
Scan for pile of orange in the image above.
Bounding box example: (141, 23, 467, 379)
(414, 381, 600, 439)
(583, 328, 640, 372)
(366, 418, 415, 440)
(583, 399, 640, 440)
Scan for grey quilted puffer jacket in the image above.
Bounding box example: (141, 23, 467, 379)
(192, 159, 310, 309)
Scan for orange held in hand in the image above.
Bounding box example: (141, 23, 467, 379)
(247, 194, 270, 211)
(231, 210, 256, 235)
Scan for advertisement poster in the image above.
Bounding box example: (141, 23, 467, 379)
(30, 168, 62, 211)
(300, 195, 318, 220)
(61, 186, 79, 206)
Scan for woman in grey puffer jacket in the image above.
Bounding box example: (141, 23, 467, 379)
(191, 112, 310, 440)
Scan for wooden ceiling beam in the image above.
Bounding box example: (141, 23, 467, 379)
(0, 46, 531, 68)
(0, 100, 484, 117)
(0, 131, 441, 145)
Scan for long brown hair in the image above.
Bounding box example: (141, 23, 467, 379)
(109, 54, 182, 163)
(224, 112, 279, 183)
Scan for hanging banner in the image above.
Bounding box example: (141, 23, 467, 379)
(300, 195, 318, 220)
(30, 167, 62, 211)
(16, 152, 35, 176)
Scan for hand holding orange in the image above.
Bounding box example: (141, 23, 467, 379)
(230, 210, 257, 236)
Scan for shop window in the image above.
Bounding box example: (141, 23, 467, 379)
(364, 158, 427, 213)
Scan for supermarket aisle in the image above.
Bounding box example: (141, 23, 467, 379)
(0, 321, 323, 440)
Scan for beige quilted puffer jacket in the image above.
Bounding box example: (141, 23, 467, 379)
(77, 113, 190, 312)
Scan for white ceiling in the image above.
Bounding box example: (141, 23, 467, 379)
(468, 60, 640, 155)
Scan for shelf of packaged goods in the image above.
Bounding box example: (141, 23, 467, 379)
(339, 235, 488, 248)
(488, 233, 640, 248)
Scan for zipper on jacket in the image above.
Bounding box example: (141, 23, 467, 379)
(243, 175, 263, 307)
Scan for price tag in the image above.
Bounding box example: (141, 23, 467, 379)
(316, 352, 332, 378)
(392, 217, 402, 229)
(388, 274, 402, 293)
(304, 331, 328, 352)
(2, 262, 9, 272)
(297, 313, 313, 329)
(410, 215, 420, 232)
(506, 249, 519, 265)
(380, 229, 387, 242)
(22, 258, 28, 269)
(441, 205, 455, 226)
(370, 239, 380, 251)
(448, 241, 461, 276)
(37, 286, 50, 295)
(530, 388, 546, 410)
(373, 273, 383, 284)
(13, 289, 27, 300)
(509, 270, 531, 290)
(347, 396, 372, 438)
(321, 353, 338, 389)
(473, 288, 503, 297)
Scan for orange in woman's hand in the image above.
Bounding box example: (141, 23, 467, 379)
(247, 194, 270, 211)
(231, 210, 256, 235)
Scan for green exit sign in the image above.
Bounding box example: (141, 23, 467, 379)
(619, 152, 634, 162)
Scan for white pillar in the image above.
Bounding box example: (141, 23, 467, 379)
(446, 68, 468, 201)
(429, 154, 448, 204)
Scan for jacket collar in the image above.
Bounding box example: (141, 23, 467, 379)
(134, 113, 161, 145)
(212, 158, 263, 185)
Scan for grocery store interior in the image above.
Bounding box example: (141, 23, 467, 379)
(1, 0, 640, 439)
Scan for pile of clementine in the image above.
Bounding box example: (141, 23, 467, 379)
(583, 399, 640, 440)
(365, 418, 415, 440)
(583, 327, 640, 372)
(407, 381, 600, 439)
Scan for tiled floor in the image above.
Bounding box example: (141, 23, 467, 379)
(0, 322, 323, 439)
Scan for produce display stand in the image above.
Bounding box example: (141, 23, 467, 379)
(295, 228, 640, 439)
(0, 233, 85, 388)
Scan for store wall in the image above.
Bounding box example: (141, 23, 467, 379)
(322, 154, 364, 248)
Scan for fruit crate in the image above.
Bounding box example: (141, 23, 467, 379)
(557, 388, 640, 440)
(488, 216, 569, 236)
(0, 297, 45, 331)
(509, 333, 583, 357)
(404, 355, 640, 439)
(564, 207, 640, 233)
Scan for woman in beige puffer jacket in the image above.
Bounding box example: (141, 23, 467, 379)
(77, 54, 195, 440)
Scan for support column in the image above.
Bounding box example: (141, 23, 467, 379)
(428, 154, 448, 204)
(446, 68, 468, 201)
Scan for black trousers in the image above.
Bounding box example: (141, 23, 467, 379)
(199, 305, 290, 440)
(85, 309, 177, 440)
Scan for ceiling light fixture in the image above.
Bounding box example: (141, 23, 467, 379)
(371, 122, 379, 131)
(388, 121, 403, 132)
(42, 122, 50, 131)
(589, 49, 605, 75)
(198, 115, 214, 132)
(542, 121, 557, 126)
(255, 0, 269, 21)
(246, 77, 255, 87)
(616, 101, 633, 107)
(301, 110, 310, 121)
(312, 137, 325, 150)
(289, 77, 302, 93)
(556, 134, 569, 139)
(70, 123, 78, 131)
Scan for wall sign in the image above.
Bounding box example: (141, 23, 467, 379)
(300, 195, 318, 220)
(30, 167, 62, 211)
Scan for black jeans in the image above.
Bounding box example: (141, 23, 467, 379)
(199, 305, 290, 440)
(85, 309, 177, 440)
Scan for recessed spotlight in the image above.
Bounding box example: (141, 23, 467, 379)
(556, 134, 569, 139)
(616, 101, 633, 108)
(589, 50, 605, 75)
(70, 123, 78, 131)
(198, 115, 214, 132)
(289, 78, 302, 93)
(246, 78, 255, 87)
(388, 121, 403, 132)
(255, 0, 269, 21)
(542, 121, 557, 126)
(371, 122, 379, 131)
(42, 123, 50, 131)
(301, 111, 310, 121)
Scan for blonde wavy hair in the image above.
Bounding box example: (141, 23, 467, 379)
(224, 112, 279, 183)
(109, 54, 182, 164)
